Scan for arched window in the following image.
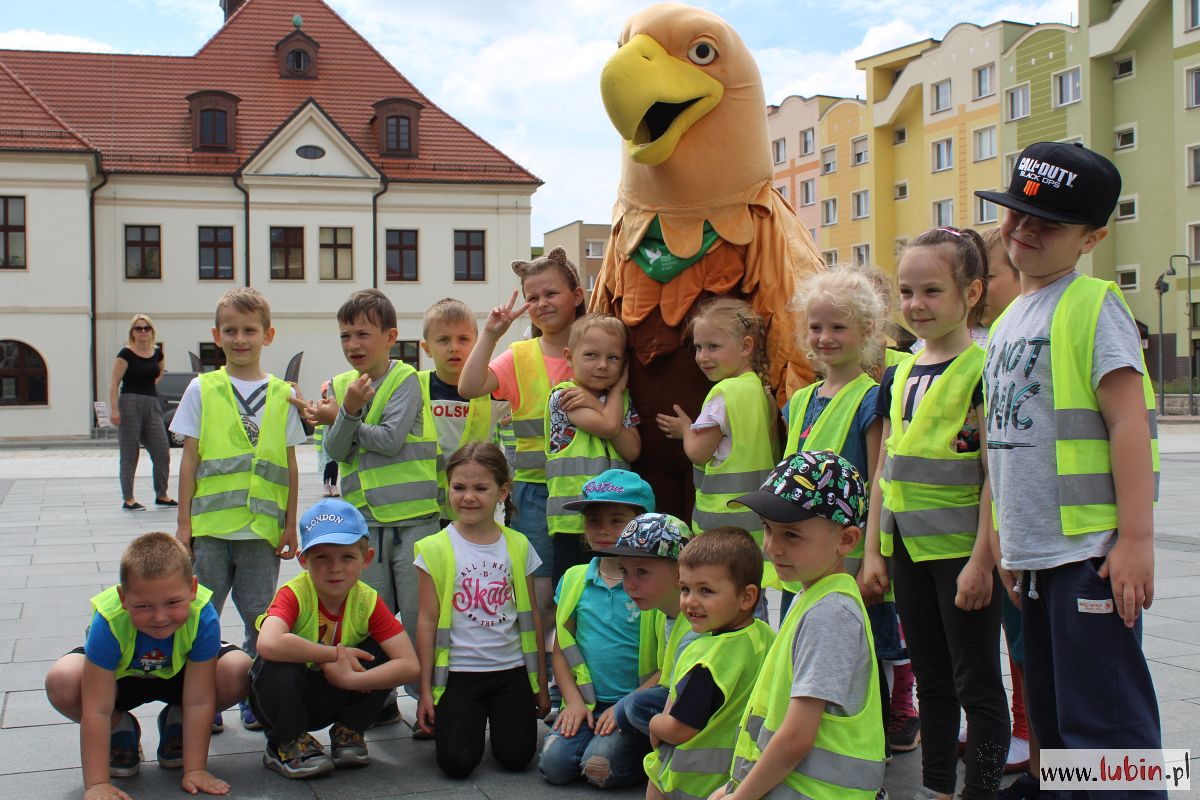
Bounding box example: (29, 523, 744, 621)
(187, 90, 239, 152)
(0, 340, 47, 406)
(199, 109, 227, 147)
(374, 98, 423, 157)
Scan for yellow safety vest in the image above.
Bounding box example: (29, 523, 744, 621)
(555, 560, 655, 709)
(637, 610, 662, 685)
(414, 526, 541, 704)
(510, 339, 555, 484)
(192, 369, 290, 546)
(544, 381, 632, 537)
(418, 370, 493, 521)
(645, 619, 775, 800)
(731, 572, 884, 799)
(90, 584, 214, 680)
(884, 348, 909, 369)
(654, 609, 708, 689)
(254, 572, 377, 648)
(879, 346, 985, 561)
(334, 362, 439, 524)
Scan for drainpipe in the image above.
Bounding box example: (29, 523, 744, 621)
(233, 171, 250, 286)
(371, 175, 390, 288)
(88, 153, 109, 409)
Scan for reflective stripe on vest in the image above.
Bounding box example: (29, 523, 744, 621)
(334, 363, 439, 524)
(545, 380, 631, 536)
(418, 370, 493, 520)
(645, 619, 775, 800)
(510, 339, 554, 483)
(91, 584, 214, 680)
(731, 573, 884, 799)
(414, 526, 540, 704)
(254, 572, 377, 650)
(192, 370, 290, 546)
(878, 346, 984, 561)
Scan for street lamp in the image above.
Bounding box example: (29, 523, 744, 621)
(1171, 254, 1195, 415)
(1156, 267, 1174, 411)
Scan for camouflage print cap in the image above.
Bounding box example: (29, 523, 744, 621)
(730, 450, 867, 529)
(596, 512, 692, 560)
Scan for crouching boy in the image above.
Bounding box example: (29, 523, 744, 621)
(251, 499, 420, 780)
(44, 532, 249, 799)
(644, 528, 775, 800)
(715, 451, 885, 800)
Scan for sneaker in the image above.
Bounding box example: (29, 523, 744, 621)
(212, 711, 224, 734)
(1005, 736, 1031, 774)
(886, 714, 921, 753)
(998, 772, 1041, 799)
(322, 481, 334, 497)
(241, 699, 263, 731)
(957, 723, 968, 758)
(876, 789, 890, 800)
(110, 712, 142, 778)
(371, 691, 403, 728)
(156, 705, 183, 769)
(262, 733, 335, 780)
(329, 723, 370, 767)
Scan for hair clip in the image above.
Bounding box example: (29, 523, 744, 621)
(736, 312, 753, 328)
(936, 227, 963, 237)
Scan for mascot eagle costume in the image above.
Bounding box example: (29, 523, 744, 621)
(589, 2, 824, 518)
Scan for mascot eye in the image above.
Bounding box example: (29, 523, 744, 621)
(687, 41, 717, 65)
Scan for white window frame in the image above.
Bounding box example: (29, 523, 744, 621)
(851, 189, 870, 220)
(894, 181, 909, 200)
(1113, 53, 1135, 80)
(973, 63, 996, 99)
(1052, 66, 1082, 108)
(1115, 266, 1139, 292)
(1189, 0, 1200, 31)
(585, 240, 605, 258)
(1116, 195, 1138, 222)
(932, 198, 954, 228)
(975, 195, 999, 225)
(821, 249, 839, 266)
(772, 137, 786, 165)
(776, 184, 788, 202)
(821, 197, 838, 226)
(1007, 83, 1031, 121)
(1189, 144, 1200, 186)
(821, 146, 837, 175)
(1188, 67, 1200, 109)
(1004, 151, 1021, 179)
(932, 137, 954, 172)
(931, 79, 952, 113)
(851, 243, 870, 267)
(1114, 124, 1137, 151)
(801, 128, 815, 155)
(1191, 222, 1200, 264)
(800, 179, 816, 206)
(973, 125, 997, 162)
(851, 136, 869, 167)
(893, 127, 907, 145)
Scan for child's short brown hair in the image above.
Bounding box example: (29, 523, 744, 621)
(567, 312, 628, 352)
(119, 532, 193, 588)
(338, 288, 397, 331)
(422, 297, 476, 339)
(215, 287, 271, 329)
(678, 527, 763, 592)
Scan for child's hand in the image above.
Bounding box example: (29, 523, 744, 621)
(483, 290, 532, 340)
(84, 783, 131, 800)
(535, 688, 551, 719)
(554, 700, 593, 738)
(176, 522, 193, 554)
(656, 404, 692, 441)
(1099, 534, 1155, 627)
(857, 553, 890, 605)
(343, 373, 375, 418)
(417, 692, 435, 734)
(275, 528, 297, 560)
(593, 704, 618, 736)
(558, 386, 602, 413)
(310, 395, 339, 426)
(997, 566, 1019, 607)
(707, 787, 731, 800)
(181, 769, 231, 796)
(954, 557, 994, 611)
(320, 644, 373, 690)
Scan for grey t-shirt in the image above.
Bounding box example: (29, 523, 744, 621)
(984, 272, 1146, 571)
(790, 592, 872, 717)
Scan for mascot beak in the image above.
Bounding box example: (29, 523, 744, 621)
(601, 33, 724, 167)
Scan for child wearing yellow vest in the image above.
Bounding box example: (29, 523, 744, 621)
(861, 227, 1008, 800)
(545, 314, 641, 582)
(252, 499, 419, 779)
(171, 287, 305, 730)
(45, 532, 250, 799)
(539, 469, 656, 788)
(722, 452, 886, 800)
(976, 143, 1163, 797)
(418, 298, 510, 526)
(644, 528, 775, 800)
(414, 443, 550, 778)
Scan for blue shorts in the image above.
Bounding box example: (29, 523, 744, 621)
(867, 601, 904, 662)
(512, 481, 552, 578)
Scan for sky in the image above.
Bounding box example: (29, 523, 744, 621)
(0, 0, 1075, 244)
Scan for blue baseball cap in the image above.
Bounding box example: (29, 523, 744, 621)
(561, 469, 656, 514)
(299, 499, 368, 554)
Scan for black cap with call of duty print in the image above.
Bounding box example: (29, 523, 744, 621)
(975, 141, 1121, 228)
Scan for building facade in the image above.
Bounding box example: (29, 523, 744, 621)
(543, 220, 610, 300)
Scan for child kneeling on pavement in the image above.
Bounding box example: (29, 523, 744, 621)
(251, 498, 420, 779)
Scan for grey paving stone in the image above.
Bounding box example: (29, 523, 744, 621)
(1144, 634, 1200, 660)
(0, 575, 24, 589)
(0, 555, 30, 567)
(1150, 576, 1200, 599)
(1147, 661, 1200, 701)
(0, 660, 57, 692)
(0, 604, 20, 621)
(2, 689, 64, 728)
(13, 635, 82, 663)
(0, 639, 14, 664)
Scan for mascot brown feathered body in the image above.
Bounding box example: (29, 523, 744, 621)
(589, 2, 824, 519)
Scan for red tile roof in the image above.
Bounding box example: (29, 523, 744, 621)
(0, 0, 540, 185)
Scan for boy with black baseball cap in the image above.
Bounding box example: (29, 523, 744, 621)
(975, 141, 1163, 786)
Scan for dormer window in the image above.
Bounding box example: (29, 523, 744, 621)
(275, 27, 319, 79)
(187, 90, 238, 152)
(374, 98, 423, 157)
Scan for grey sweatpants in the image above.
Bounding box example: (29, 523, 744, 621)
(192, 536, 280, 658)
(118, 392, 170, 501)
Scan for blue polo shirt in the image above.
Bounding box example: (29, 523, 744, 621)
(554, 558, 641, 703)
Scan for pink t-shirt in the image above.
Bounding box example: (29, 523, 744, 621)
(489, 345, 572, 415)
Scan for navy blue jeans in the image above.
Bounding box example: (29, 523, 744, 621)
(612, 685, 669, 737)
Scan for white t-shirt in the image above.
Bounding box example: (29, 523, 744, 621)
(413, 525, 541, 671)
(171, 374, 308, 540)
(691, 393, 731, 466)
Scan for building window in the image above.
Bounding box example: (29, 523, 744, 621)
(893, 127, 907, 145)
(296, 145, 325, 159)
(974, 126, 996, 161)
(198, 226, 233, 280)
(1116, 267, 1139, 292)
(0, 197, 25, 269)
(851, 190, 869, 220)
(390, 340, 421, 369)
(198, 342, 226, 372)
(386, 229, 418, 281)
(1116, 197, 1138, 220)
(1114, 55, 1134, 79)
(387, 116, 412, 153)
(319, 227, 353, 280)
(1190, 0, 1200, 30)
(852, 136, 869, 166)
(1007, 84, 1030, 120)
(1115, 126, 1136, 150)
(1053, 67, 1081, 107)
(1005, 152, 1021, 178)
(852, 244, 870, 267)
(1191, 146, 1200, 186)
(454, 230, 485, 281)
(800, 128, 814, 155)
(820, 146, 837, 175)
(0, 340, 47, 406)
(800, 179, 816, 206)
(931, 79, 951, 112)
(270, 226, 304, 279)
(895, 182, 909, 200)
(187, 90, 238, 152)
(585, 240, 605, 258)
(821, 198, 838, 226)
(821, 249, 838, 266)
(125, 225, 161, 279)
(587, 272, 597, 291)
(199, 109, 227, 148)
(974, 64, 996, 99)
(375, 98, 423, 156)
(1191, 223, 1200, 263)
(1189, 68, 1200, 109)
(776, 184, 788, 201)
(932, 138, 953, 172)
(976, 196, 998, 224)
(772, 138, 786, 164)
(933, 199, 954, 228)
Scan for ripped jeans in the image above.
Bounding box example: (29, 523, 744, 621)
(538, 701, 649, 788)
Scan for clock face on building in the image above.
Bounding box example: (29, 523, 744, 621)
(287, 49, 310, 74)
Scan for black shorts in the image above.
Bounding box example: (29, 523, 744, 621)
(69, 642, 243, 711)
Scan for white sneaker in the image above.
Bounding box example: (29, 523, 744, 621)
(322, 481, 333, 497)
(1006, 736, 1030, 773)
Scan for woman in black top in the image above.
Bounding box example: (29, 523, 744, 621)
(109, 314, 175, 510)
